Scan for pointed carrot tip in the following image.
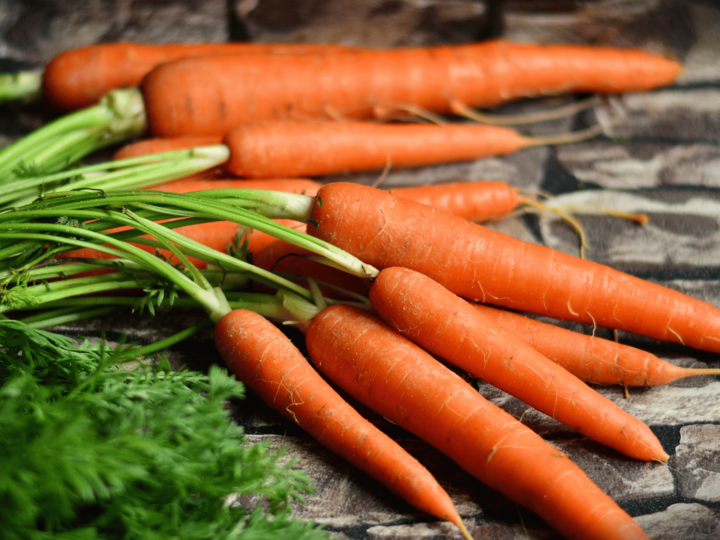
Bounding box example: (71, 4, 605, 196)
(455, 518, 474, 540)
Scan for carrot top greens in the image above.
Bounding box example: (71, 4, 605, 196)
(0, 320, 328, 540)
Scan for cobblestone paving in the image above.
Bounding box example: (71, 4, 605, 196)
(2, 1, 719, 539)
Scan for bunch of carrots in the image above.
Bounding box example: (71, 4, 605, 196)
(0, 37, 709, 540)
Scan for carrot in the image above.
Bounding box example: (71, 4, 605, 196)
(305, 304, 651, 540)
(472, 303, 720, 386)
(141, 39, 681, 137)
(369, 267, 666, 461)
(306, 182, 720, 353)
(112, 136, 224, 160)
(390, 181, 522, 223)
(251, 239, 370, 298)
(213, 309, 472, 539)
(43, 41, 348, 111)
(222, 121, 536, 178)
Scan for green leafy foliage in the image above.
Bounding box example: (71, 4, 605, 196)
(0, 321, 327, 540)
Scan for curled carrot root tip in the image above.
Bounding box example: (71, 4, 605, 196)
(560, 204, 650, 226)
(450, 95, 603, 126)
(519, 197, 590, 256)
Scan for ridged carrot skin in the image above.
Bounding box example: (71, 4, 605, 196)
(305, 305, 651, 540)
(44, 41, 348, 111)
(390, 181, 522, 222)
(223, 121, 530, 178)
(369, 267, 667, 461)
(214, 309, 470, 536)
(306, 183, 720, 353)
(473, 303, 720, 386)
(142, 39, 681, 137)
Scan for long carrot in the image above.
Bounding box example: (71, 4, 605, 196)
(115, 137, 533, 225)
(43, 41, 348, 111)
(305, 304, 651, 540)
(306, 182, 720, 353)
(142, 39, 681, 137)
(369, 266, 666, 461)
(473, 303, 720, 386)
(222, 120, 545, 178)
(214, 309, 472, 539)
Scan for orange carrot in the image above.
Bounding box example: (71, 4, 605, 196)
(43, 41, 348, 111)
(473, 303, 720, 386)
(391, 181, 522, 223)
(251, 239, 370, 298)
(305, 304, 651, 540)
(112, 136, 224, 160)
(306, 183, 720, 353)
(222, 121, 533, 178)
(141, 40, 681, 137)
(369, 267, 667, 461)
(213, 309, 471, 539)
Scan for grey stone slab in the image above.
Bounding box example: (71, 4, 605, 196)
(0, 0, 227, 63)
(551, 439, 674, 501)
(234, 0, 488, 48)
(672, 424, 720, 502)
(556, 141, 720, 189)
(634, 503, 720, 540)
(679, 2, 720, 83)
(539, 189, 720, 267)
(592, 89, 720, 140)
(502, 0, 694, 59)
(242, 434, 484, 533)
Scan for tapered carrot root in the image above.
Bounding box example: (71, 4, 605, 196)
(306, 305, 650, 540)
(142, 39, 681, 137)
(214, 310, 471, 539)
(390, 181, 522, 222)
(223, 121, 531, 178)
(307, 183, 720, 353)
(44, 41, 348, 111)
(369, 267, 667, 462)
(473, 303, 720, 386)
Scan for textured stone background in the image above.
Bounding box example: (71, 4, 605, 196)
(2, 1, 720, 539)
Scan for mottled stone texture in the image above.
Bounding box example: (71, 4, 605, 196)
(3, 0, 720, 539)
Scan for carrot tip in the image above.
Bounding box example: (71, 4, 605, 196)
(455, 518, 474, 540)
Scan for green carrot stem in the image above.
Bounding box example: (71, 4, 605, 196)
(0, 70, 43, 103)
(0, 87, 146, 180)
(20, 305, 118, 329)
(113, 319, 215, 361)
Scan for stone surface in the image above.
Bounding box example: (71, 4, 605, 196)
(0, 0, 227, 63)
(3, 1, 720, 539)
(635, 503, 720, 540)
(234, 0, 489, 47)
(672, 424, 720, 502)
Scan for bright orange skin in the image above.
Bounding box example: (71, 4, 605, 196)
(391, 181, 521, 222)
(213, 309, 466, 531)
(223, 121, 530, 178)
(305, 305, 651, 540)
(44, 42, 348, 111)
(307, 183, 720, 353)
(473, 303, 720, 386)
(142, 39, 681, 137)
(369, 267, 667, 462)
